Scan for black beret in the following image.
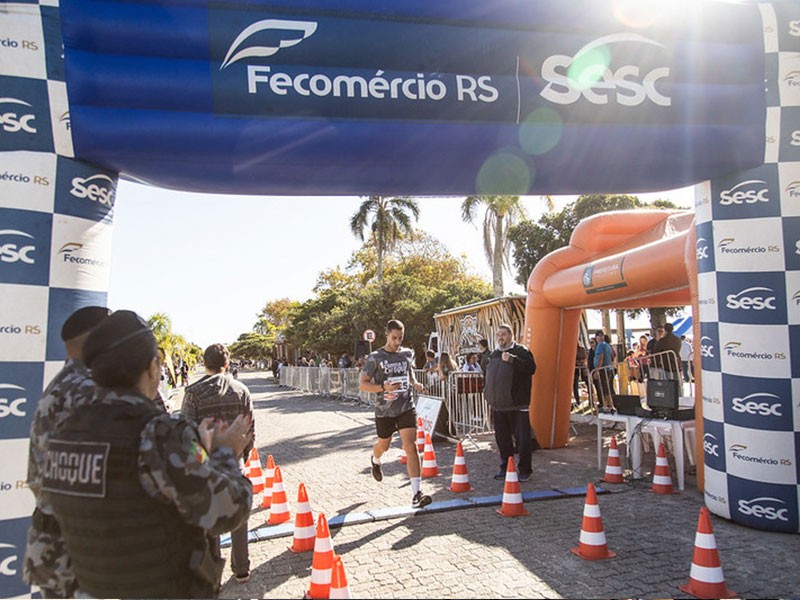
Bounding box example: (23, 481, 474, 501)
(60, 306, 112, 341)
(83, 310, 156, 368)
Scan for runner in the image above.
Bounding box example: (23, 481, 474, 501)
(359, 319, 431, 509)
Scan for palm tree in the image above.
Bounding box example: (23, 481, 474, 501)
(349, 195, 420, 283)
(461, 195, 526, 297)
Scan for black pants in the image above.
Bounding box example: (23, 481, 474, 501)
(494, 409, 532, 474)
(229, 520, 250, 577)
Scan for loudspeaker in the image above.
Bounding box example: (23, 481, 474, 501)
(354, 340, 371, 360)
(646, 378, 679, 410)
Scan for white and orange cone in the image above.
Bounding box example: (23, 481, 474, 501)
(570, 482, 615, 560)
(260, 454, 275, 509)
(267, 465, 291, 525)
(449, 441, 473, 492)
(306, 513, 335, 599)
(329, 554, 352, 599)
(289, 483, 315, 553)
(246, 448, 265, 494)
(679, 507, 736, 599)
(650, 442, 676, 494)
(496, 457, 529, 517)
(420, 433, 441, 477)
(602, 437, 624, 484)
(416, 417, 426, 454)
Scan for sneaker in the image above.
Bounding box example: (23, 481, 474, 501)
(493, 469, 507, 481)
(370, 457, 383, 482)
(234, 573, 250, 584)
(412, 491, 432, 509)
(518, 471, 532, 482)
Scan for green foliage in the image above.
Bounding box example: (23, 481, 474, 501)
(229, 331, 275, 362)
(286, 231, 492, 362)
(147, 312, 202, 370)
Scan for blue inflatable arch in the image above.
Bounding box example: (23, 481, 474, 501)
(1, 2, 798, 594)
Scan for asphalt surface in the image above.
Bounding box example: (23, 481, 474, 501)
(182, 370, 800, 599)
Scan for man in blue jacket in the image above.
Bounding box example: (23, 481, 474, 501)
(483, 324, 536, 482)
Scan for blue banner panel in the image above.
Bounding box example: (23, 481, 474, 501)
(0, 209, 52, 286)
(0, 362, 42, 441)
(46, 288, 108, 362)
(0, 517, 31, 597)
(722, 373, 793, 433)
(716, 271, 788, 326)
(59, 0, 766, 195)
(728, 475, 798, 532)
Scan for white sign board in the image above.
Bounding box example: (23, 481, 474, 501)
(363, 329, 375, 341)
(415, 394, 443, 436)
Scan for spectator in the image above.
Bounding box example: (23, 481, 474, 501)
(478, 338, 490, 374)
(592, 330, 615, 413)
(181, 343, 255, 585)
(573, 343, 589, 407)
(680, 334, 693, 383)
(483, 324, 536, 482)
(653, 322, 683, 395)
(463, 352, 482, 373)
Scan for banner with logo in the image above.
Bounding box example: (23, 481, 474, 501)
(695, 1, 800, 534)
(0, 3, 116, 596)
(58, 0, 765, 195)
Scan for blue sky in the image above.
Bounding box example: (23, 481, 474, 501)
(108, 182, 694, 348)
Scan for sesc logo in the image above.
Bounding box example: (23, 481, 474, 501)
(731, 392, 782, 417)
(703, 433, 720, 457)
(0, 230, 35, 264)
(0, 543, 17, 577)
(791, 20, 800, 37)
(725, 287, 777, 311)
(718, 180, 769, 206)
(792, 130, 800, 147)
(220, 19, 318, 70)
(699, 335, 715, 359)
(0, 384, 26, 419)
(0, 98, 36, 134)
(737, 496, 790, 522)
(695, 237, 709, 260)
(540, 33, 670, 107)
(70, 174, 116, 207)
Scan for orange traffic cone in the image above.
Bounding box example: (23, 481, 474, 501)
(650, 442, 676, 494)
(260, 454, 275, 509)
(267, 465, 291, 525)
(496, 457, 529, 517)
(570, 482, 616, 560)
(289, 483, 315, 553)
(602, 437, 624, 484)
(306, 513, 335, 599)
(399, 448, 407, 464)
(449, 441, 473, 492)
(420, 433, 441, 477)
(679, 507, 736, 599)
(246, 448, 265, 494)
(329, 554, 352, 599)
(416, 417, 425, 454)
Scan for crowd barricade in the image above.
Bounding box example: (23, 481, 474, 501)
(587, 363, 617, 413)
(626, 349, 690, 399)
(444, 372, 492, 439)
(279, 366, 493, 438)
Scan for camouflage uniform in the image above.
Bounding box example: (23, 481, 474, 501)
(23, 359, 96, 598)
(43, 387, 251, 597)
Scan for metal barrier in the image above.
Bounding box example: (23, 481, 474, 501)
(279, 366, 493, 438)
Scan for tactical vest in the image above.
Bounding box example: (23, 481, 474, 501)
(42, 397, 218, 598)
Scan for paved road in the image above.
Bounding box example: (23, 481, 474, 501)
(212, 371, 799, 599)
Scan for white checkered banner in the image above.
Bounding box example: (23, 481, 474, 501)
(1, 0, 799, 596)
(1, 2, 116, 597)
(695, 2, 800, 533)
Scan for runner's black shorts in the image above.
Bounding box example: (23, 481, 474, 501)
(375, 408, 417, 439)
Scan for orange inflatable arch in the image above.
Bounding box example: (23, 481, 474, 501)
(524, 209, 700, 449)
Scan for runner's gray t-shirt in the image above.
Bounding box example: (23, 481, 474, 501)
(362, 346, 415, 418)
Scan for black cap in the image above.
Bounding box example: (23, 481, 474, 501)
(83, 310, 155, 368)
(60, 306, 112, 341)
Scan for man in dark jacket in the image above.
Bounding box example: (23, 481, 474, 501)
(483, 324, 536, 482)
(181, 343, 254, 584)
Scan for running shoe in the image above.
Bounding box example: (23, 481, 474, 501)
(518, 471, 532, 482)
(412, 491, 432, 509)
(370, 457, 383, 482)
(234, 573, 250, 584)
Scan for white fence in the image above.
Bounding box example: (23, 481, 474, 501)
(279, 366, 493, 438)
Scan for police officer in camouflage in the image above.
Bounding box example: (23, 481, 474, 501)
(41, 310, 253, 598)
(23, 305, 111, 598)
